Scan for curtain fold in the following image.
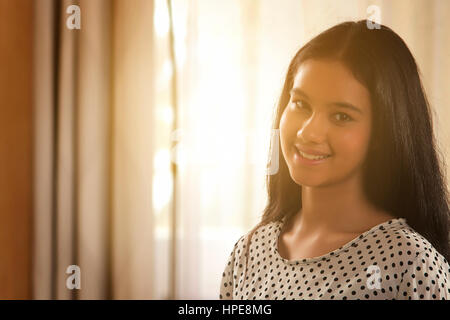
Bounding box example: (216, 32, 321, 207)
(77, 0, 111, 299)
(33, 0, 155, 299)
(55, 0, 79, 300)
(111, 0, 155, 299)
(32, 0, 55, 300)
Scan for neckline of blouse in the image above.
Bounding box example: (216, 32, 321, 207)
(272, 216, 408, 265)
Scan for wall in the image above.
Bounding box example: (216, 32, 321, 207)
(0, 0, 33, 299)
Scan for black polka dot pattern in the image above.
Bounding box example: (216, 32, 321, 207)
(219, 218, 450, 300)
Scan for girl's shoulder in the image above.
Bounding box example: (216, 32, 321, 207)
(232, 219, 282, 251)
(384, 218, 448, 264)
(385, 220, 450, 299)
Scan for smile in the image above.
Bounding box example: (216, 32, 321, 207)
(298, 150, 331, 160)
(293, 146, 332, 165)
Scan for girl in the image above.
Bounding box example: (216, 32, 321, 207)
(220, 20, 450, 300)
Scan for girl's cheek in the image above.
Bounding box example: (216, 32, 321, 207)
(279, 116, 288, 154)
(338, 128, 371, 156)
(280, 108, 290, 129)
(280, 110, 293, 139)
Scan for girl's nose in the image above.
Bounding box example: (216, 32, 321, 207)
(297, 113, 328, 144)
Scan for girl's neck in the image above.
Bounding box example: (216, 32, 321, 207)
(288, 174, 394, 237)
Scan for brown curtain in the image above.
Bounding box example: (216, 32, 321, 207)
(33, 0, 156, 299)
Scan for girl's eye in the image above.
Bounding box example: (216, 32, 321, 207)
(334, 113, 353, 122)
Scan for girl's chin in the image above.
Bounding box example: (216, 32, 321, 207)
(290, 167, 364, 189)
(290, 172, 329, 187)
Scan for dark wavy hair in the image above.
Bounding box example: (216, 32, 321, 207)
(244, 20, 450, 271)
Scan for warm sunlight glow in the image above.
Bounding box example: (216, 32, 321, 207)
(153, 149, 173, 211)
(153, 0, 170, 38)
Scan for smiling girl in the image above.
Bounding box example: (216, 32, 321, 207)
(220, 20, 450, 300)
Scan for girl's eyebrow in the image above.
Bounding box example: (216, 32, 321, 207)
(289, 87, 309, 99)
(289, 87, 363, 114)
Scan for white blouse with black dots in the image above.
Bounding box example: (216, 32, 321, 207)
(219, 217, 450, 300)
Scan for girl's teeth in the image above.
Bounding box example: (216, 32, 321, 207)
(299, 150, 330, 160)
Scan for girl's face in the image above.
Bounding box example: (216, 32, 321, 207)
(279, 59, 373, 187)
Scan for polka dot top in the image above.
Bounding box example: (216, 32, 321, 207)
(219, 217, 450, 300)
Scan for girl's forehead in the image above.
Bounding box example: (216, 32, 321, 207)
(292, 59, 371, 112)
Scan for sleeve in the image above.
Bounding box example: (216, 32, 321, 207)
(219, 235, 246, 300)
(396, 249, 450, 300)
(219, 247, 235, 300)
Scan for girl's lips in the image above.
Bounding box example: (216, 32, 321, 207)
(295, 144, 331, 156)
(293, 146, 332, 165)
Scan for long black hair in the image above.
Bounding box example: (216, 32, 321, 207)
(244, 20, 450, 268)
